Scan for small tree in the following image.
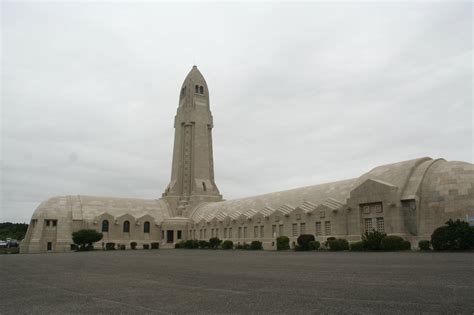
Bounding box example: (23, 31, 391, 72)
(309, 241, 320, 250)
(276, 236, 290, 250)
(380, 236, 406, 251)
(72, 229, 103, 250)
(209, 237, 222, 249)
(361, 230, 386, 251)
(431, 219, 474, 251)
(297, 234, 316, 251)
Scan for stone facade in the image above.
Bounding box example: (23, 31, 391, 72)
(21, 66, 474, 253)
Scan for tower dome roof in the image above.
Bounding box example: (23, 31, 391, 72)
(182, 65, 207, 88)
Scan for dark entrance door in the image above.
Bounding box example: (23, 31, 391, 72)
(47, 242, 52, 251)
(167, 230, 174, 243)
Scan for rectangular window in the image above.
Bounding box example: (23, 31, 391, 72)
(177, 230, 182, 239)
(229, 228, 232, 238)
(365, 218, 373, 233)
(244, 227, 247, 238)
(292, 223, 298, 236)
(260, 226, 264, 238)
(376, 217, 384, 233)
(45, 219, 50, 226)
(238, 227, 242, 239)
(254, 226, 258, 238)
(52, 220, 57, 227)
(224, 228, 228, 238)
(279, 224, 284, 236)
(204, 229, 207, 239)
(272, 225, 277, 237)
(216, 228, 219, 238)
(211, 228, 214, 237)
(300, 223, 306, 234)
(199, 229, 203, 239)
(324, 221, 331, 236)
(315, 222, 322, 236)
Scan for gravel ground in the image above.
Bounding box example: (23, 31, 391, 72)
(1, 250, 473, 314)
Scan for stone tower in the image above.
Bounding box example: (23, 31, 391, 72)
(162, 66, 222, 216)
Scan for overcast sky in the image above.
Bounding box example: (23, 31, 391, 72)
(1, 1, 472, 222)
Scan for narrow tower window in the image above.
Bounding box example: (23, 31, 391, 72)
(199, 86, 204, 94)
(195, 85, 199, 93)
(202, 182, 207, 191)
(123, 220, 130, 233)
(144, 221, 150, 233)
(102, 220, 109, 232)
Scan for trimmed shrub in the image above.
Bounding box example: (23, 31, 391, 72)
(431, 219, 474, 251)
(130, 242, 137, 250)
(183, 239, 199, 249)
(328, 238, 349, 251)
(151, 242, 160, 249)
(70, 244, 77, 251)
(119, 244, 126, 250)
(418, 240, 431, 251)
(198, 240, 210, 249)
(250, 241, 263, 250)
(402, 240, 411, 250)
(175, 241, 185, 249)
(350, 241, 365, 251)
(243, 242, 250, 250)
(276, 236, 290, 250)
(361, 230, 387, 251)
(105, 242, 115, 250)
(143, 244, 150, 250)
(221, 240, 233, 250)
(380, 236, 406, 251)
(209, 237, 222, 249)
(297, 234, 316, 251)
(309, 241, 320, 250)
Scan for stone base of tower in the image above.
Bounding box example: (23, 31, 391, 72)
(162, 195, 223, 217)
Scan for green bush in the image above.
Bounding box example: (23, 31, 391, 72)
(350, 241, 365, 251)
(119, 244, 126, 250)
(175, 241, 185, 249)
(361, 230, 386, 251)
(236, 242, 250, 250)
(143, 244, 150, 250)
(296, 234, 316, 251)
(276, 236, 290, 250)
(183, 239, 199, 249)
(418, 240, 431, 251)
(72, 229, 103, 250)
(105, 242, 115, 250)
(431, 219, 474, 251)
(198, 240, 210, 249)
(209, 237, 222, 249)
(250, 241, 263, 250)
(309, 241, 320, 250)
(380, 236, 406, 251)
(130, 242, 137, 250)
(221, 240, 233, 249)
(151, 242, 160, 249)
(402, 240, 411, 250)
(328, 238, 349, 251)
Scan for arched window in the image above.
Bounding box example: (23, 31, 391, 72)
(102, 220, 109, 232)
(202, 182, 207, 191)
(123, 220, 130, 233)
(199, 86, 204, 94)
(144, 221, 150, 233)
(195, 85, 199, 93)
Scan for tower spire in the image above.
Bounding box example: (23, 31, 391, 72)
(163, 66, 222, 216)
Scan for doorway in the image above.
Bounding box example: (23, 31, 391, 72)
(47, 242, 52, 251)
(167, 230, 174, 243)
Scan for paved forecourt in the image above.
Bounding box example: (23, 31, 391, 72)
(1, 250, 473, 314)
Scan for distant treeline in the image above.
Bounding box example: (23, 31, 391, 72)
(0, 222, 29, 240)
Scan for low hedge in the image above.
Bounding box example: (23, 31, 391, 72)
(418, 240, 431, 251)
(105, 242, 115, 250)
(209, 237, 222, 249)
(350, 241, 365, 251)
(151, 242, 159, 249)
(250, 241, 263, 250)
(328, 238, 349, 251)
(143, 244, 150, 250)
(130, 242, 137, 250)
(221, 240, 233, 249)
(184, 240, 200, 249)
(119, 244, 126, 250)
(380, 236, 406, 251)
(309, 241, 320, 250)
(198, 240, 210, 249)
(277, 236, 290, 250)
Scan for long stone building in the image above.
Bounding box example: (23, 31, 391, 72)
(21, 66, 474, 253)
